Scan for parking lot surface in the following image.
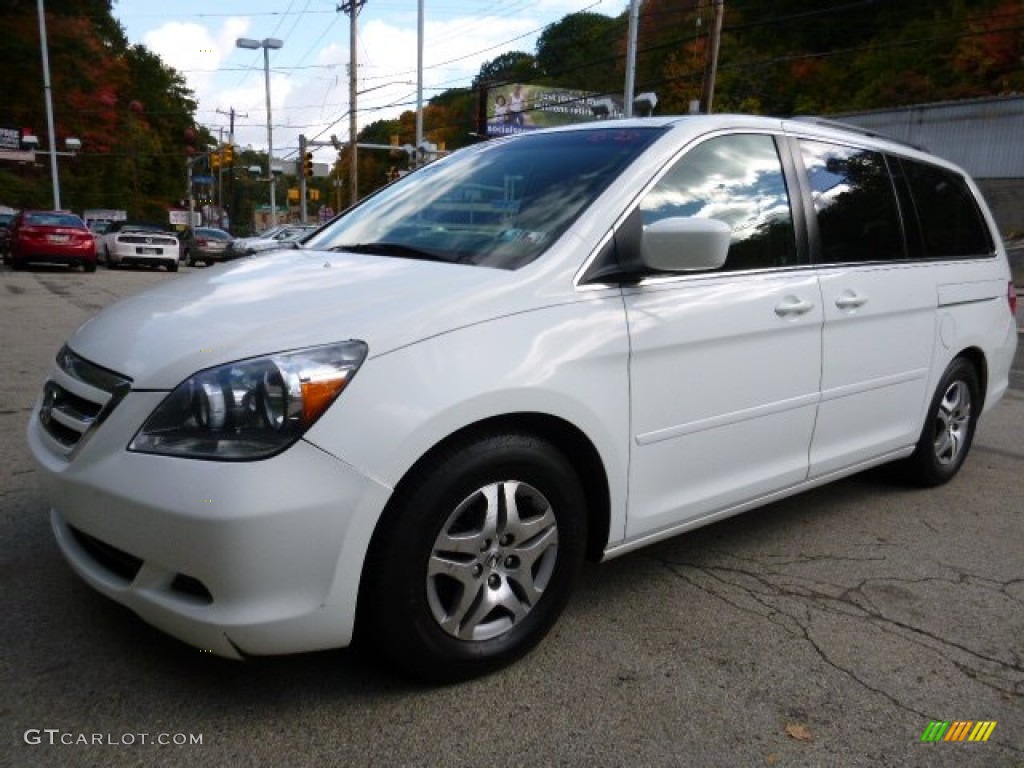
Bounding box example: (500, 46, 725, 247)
(2, 264, 1022, 767)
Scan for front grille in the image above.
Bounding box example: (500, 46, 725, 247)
(37, 346, 132, 457)
(69, 525, 143, 583)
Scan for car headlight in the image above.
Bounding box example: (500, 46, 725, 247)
(129, 341, 368, 460)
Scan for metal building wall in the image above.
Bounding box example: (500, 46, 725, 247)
(835, 96, 1024, 179)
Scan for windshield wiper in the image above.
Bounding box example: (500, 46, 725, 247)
(326, 242, 453, 262)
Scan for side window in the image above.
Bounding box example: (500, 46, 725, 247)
(799, 140, 905, 263)
(896, 157, 993, 258)
(639, 133, 797, 271)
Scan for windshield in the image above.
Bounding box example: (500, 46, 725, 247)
(304, 127, 664, 270)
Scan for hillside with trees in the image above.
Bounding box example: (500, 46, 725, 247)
(349, 0, 1023, 194)
(3, 0, 1022, 214)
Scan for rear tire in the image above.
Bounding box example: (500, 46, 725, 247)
(359, 432, 587, 683)
(166, 260, 178, 273)
(83, 260, 96, 273)
(902, 357, 980, 487)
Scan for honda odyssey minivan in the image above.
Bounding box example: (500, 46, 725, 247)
(28, 115, 1017, 682)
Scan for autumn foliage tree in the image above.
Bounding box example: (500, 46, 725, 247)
(1, 0, 200, 218)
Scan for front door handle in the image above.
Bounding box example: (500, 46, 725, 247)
(835, 290, 868, 310)
(775, 297, 815, 317)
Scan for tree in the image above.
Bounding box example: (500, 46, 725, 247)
(472, 51, 539, 88)
(535, 12, 623, 91)
(0, 1, 200, 216)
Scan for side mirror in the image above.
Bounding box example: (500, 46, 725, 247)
(641, 216, 730, 272)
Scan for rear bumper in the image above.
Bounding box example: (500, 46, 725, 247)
(14, 245, 95, 264)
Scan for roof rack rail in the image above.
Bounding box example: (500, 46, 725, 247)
(789, 115, 928, 152)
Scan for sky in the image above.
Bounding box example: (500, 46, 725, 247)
(113, 0, 617, 166)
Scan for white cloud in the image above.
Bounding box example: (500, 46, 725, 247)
(128, 2, 618, 162)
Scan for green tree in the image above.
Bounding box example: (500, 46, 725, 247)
(472, 51, 539, 88)
(536, 12, 623, 91)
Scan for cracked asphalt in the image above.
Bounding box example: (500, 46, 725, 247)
(1, 264, 1021, 768)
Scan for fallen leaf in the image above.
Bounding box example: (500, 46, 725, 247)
(785, 723, 813, 742)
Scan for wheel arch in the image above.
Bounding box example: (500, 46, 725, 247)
(955, 345, 988, 412)
(355, 413, 612, 642)
(372, 413, 611, 566)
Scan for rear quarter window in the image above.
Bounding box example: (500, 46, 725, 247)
(893, 157, 994, 258)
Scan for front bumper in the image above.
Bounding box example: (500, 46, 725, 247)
(28, 389, 391, 658)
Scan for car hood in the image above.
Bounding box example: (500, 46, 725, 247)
(67, 249, 530, 389)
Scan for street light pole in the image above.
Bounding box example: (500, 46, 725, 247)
(236, 37, 283, 227)
(36, 0, 61, 209)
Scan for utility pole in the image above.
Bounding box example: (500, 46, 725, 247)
(216, 127, 224, 225)
(298, 134, 308, 224)
(624, 0, 641, 118)
(699, 0, 724, 114)
(339, 0, 365, 207)
(416, 0, 424, 152)
(216, 107, 246, 230)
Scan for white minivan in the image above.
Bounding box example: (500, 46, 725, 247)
(28, 115, 1017, 682)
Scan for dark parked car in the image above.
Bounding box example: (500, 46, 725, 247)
(0, 209, 16, 258)
(180, 227, 235, 266)
(6, 210, 96, 272)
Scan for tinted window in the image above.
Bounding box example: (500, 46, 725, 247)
(897, 157, 993, 258)
(799, 140, 904, 263)
(639, 134, 797, 271)
(24, 213, 86, 228)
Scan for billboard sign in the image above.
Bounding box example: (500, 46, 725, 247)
(485, 84, 622, 137)
(0, 127, 22, 151)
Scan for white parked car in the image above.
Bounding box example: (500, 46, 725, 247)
(28, 115, 1018, 682)
(101, 221, 180, 271)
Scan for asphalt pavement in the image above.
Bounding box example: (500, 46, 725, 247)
(1, 264, 1022, 768)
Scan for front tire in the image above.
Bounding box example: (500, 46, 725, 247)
(902, 357, 980, 487)
(359, 432, 587, 683)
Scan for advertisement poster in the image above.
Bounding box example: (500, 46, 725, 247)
(485, 85, 622, 136)
(0, 127, 22, 151)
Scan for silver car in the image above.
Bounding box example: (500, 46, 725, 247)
(184, 227, 235, 266)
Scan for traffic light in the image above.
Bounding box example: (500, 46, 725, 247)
(303, 152, 314, 178)
(223, 144, 235, 165)
(210, 150, 220, 170)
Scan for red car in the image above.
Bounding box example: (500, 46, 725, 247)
(7, 210, 96, 272)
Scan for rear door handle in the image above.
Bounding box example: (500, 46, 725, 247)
(835, 290, 868, 310)
(774, 297, 815, 317)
